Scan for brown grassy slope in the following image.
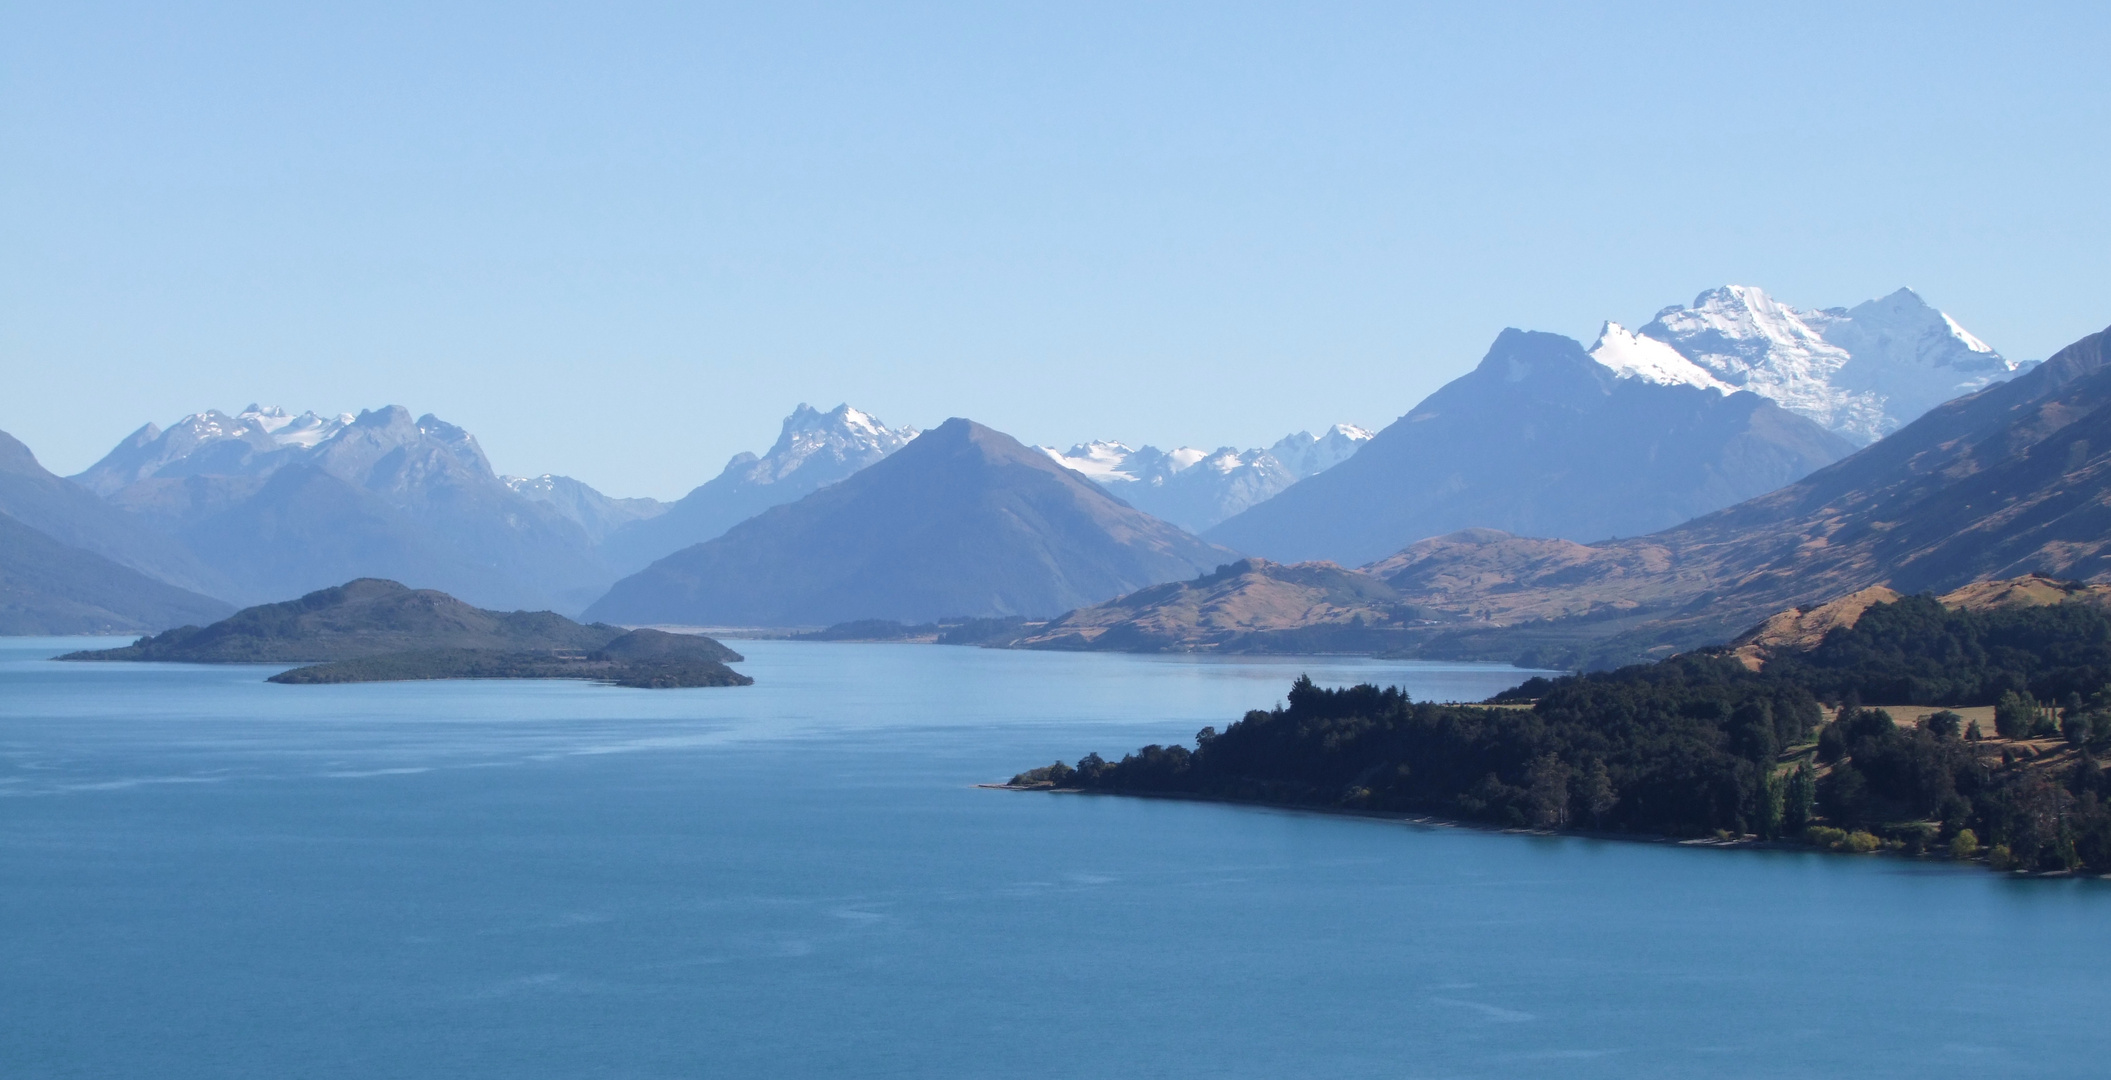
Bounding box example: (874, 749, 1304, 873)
(1011, 558, 1401, 650)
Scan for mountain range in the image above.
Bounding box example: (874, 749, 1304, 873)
(587, 418, 1236, 627)
(1039, 425, 1372, 533)
(73, 405, 608, 612)
(1035, 318, 2111, 669)
(0, 282, 2056, 648)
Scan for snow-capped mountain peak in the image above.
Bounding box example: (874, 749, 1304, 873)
(1039, 423, 1372, 532)
(1635, 285, 2022, 444)
(1265, 424, 1375, 477)
(743, 403, 920, 486)
(1587, 322, 1735, 394)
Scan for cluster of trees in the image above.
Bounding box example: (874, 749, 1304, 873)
(1812, 696, 2111, 871)
(1015, 598, 2111, 873)
(1764, 595, 2111, 706)
(1016, 657, 1823, 839)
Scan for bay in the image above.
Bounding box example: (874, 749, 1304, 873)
(1, 637, 2105, 1079)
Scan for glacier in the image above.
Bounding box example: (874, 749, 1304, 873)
(1629, 285, 2026, 444)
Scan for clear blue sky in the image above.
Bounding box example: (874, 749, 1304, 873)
(4, 2, 2107, 498)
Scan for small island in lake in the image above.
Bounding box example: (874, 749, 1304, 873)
(1009, 578, 2111, 875)
(61, 578, 752, 689)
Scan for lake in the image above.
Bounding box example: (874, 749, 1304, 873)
(3, 637, 2107, 1079)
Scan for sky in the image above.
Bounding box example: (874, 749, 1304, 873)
(3, 2, 2108, 498)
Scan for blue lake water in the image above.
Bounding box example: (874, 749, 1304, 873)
(3, 637, 2108, 1079)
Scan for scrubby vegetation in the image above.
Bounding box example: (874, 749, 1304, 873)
(1015, 594, 2111, 874)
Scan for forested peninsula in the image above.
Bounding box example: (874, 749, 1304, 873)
(1011, 592, 2111, 874)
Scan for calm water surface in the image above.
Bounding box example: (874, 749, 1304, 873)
(2, 638, 2106, 1079)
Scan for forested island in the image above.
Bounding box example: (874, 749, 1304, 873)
(1011, 591, 2111, 874)
(63, 578, 751, 689)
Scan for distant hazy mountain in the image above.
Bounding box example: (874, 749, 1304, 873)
(75, 405, 606, 612)
(1039, 425, 1372, 532)
(503, 474, 665, 543)
(1205, 329, 1857, 566)
(0, 427, 228, 597)
(1631, 285, 2026, 444)
(73, 405, 356, 497)
(0, 510, 232, 635)
(598, 404, 919, 575)
(587, 418, 1235, 627)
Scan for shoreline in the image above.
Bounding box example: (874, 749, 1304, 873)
(977, 783, 2106, 878)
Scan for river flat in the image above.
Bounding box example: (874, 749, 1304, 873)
(3, 637, 2105, 1078)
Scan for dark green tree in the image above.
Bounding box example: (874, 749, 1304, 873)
(1784, 763, 1817, 832)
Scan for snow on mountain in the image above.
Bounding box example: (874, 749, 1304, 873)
(70, 404, 613, 611)
(1635, 286, 2025, 444)
(1267, 425, 1376, 477)
(596, 403, 922, 574)
(503, 474, 666, 543)
(73, 405, 357, 495)
(1587, 322, 1736, 394)
(727, 404, 921, 487)
(1039, 424, 1373, 532)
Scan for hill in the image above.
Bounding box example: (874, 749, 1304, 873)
(67, 577, 736, 662)
(1009, 558, 1410, 653)
(0, 510, 234, 635)
(585, 418, 1237, 627)
(63, 578, 746, 687)
(1206, 329, 1856, 566)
